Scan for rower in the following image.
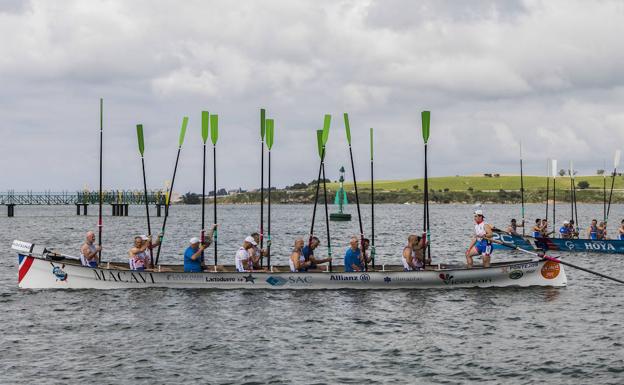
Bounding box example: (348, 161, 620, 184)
(532, 219, 542, 238)
(465, 210, 493, 268)
(540, 219, 551, 237)
(184, 237, 207, 272)
(250, 232, 267, 269)
(290, 238, 311, 272)
(402, 234, 428, 271)
(598, 221, 607, 240)
(506, 218, 523, 236)
(619, 220, 624, 240)
(128, 235, 149, 271)
(302, 236, 332, 271)
(559, 220, 572, 239)
(80, 231, 101, 268)
(588, 219, 598, 240)
(344, 236, 365, 272)
(235, 236, 256, 272)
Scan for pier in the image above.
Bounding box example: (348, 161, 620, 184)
(1, 190, 169, 217)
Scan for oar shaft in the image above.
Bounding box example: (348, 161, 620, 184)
(309, 149, 325, 243)
(213, 144, 217, 265)
(424, 143, 431, 260)
(267, 149, 271, 269)
(321, 160, 332, 272)
(520, 156, 525, 237)
(606, 167, 617, 222)
(201, 143, 206, 264)
(98, 98, 103, 263)
(370, 157, 375, 269)
(348, 144, 365, 270)
(260, 139, 265, 252)
(140, 157, 153, 266)
(155, 146, 182, 265)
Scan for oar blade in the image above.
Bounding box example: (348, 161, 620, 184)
(615, 150, 621, 169)
(260, 108, 266, 140)
(266, 119, 275, 150)
(322, 114, 331, 145)
(201, 111, 209, 144)
(179, 117, 188, 148)
(136, 124, 145, 156)
(316, 129, 323, 159)
(210, 114, 219, 145)
(552, 159, 558, 178)
(421, 111, 430, 143)
(343, 113, 351, 145)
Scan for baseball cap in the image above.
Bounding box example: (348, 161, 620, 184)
(189, 237, 200, 244)
(244, 236, 257, 246)
(474, 209, 484, 216)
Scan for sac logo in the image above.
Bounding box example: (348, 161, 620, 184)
(508, 270, 523, 280)
(541, 261, 560, 279)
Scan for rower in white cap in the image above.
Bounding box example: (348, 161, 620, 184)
(235, 236, 258, 272)
(559, 220, 572, 239)
(465, 209, 494, 268)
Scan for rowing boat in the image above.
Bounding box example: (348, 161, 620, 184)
(13, 240, 566, 289)
(492, 232, 624, 254)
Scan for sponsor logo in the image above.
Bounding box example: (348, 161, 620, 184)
(359, 274, 370, 281)
(166, 274, 203, 281)
(583, 242, 616, 251)
(330, 275, 359, 281)
(501, 262, 538, 273)
(266, 276, 287, 286)
(439, 273, 453, 284)
(243, 274, 256, 283)
(565, 241, 575, 250)
(93, 269, 155, 284)
(509, 270, 524, 280)
(541, 261, 561, 279)
(206, 277, 237, 283)
(52, 264, 67, 282)
(384, 276, 391, 283)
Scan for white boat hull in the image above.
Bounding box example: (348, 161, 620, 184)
(16, 252, 567, 290)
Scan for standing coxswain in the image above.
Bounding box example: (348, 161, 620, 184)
(465, 210, 493, 268)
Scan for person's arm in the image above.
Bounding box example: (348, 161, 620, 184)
(191, 245, 206, 261)
(403, 247, 415, 268)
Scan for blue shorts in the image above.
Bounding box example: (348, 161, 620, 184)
(88, 261, 97, 268)
(620, 234, 624, 241)
(475, 240, 492, 256)
(134, 267, 145, 271)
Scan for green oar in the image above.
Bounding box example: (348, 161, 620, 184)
(211, 114, 219, 266)
(155, 116, 188, 265)
(136, 124, 154, 266)
(201, 111, 209, 266)
(606, 150, 621, 228)
(309, 115, 331, 245)
(260, 108, 266, 261)
(421, 111, 431, 263)
(318, 124, 333, 272)
(370, 127, 375, 268)
(265, 118, 274, 268)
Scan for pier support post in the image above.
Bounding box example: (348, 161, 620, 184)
(83, 204, 88, 216)
(7, 204, 15, 217)
(76, 204, 81, 215)
(156, 204, 161, 217)
(124, 204, 129, 216)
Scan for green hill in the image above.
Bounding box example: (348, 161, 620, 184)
(327, 175, 623, 192)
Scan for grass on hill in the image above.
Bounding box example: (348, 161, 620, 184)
(327, 175, 624, 192)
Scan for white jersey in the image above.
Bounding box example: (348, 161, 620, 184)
(475, 221, 489, 240)
(130, 250, 147, 270)
(235, 247, 249, 272)
(289, 251, 305, 272)
(80, 243, 97, 266)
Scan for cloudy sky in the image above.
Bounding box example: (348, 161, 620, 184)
(1, 0, 624, 193)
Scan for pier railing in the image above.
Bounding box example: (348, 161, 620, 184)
(0, 190, 168, 205)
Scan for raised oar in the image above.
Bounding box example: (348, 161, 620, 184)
(265, 118, 274, 269)
(259, 108, 266, 265)
(201, 111, 209, 264)
(98, 98, 103, 263)
(545, 159, 550, 227)
(344, 113, 366, 270)
(155, 117, 188, 265)
(519, 142, 525, 236)
(308, 115, 331, 246)
(136, 124, 154, 266)
(606, 150, 620, 230)
(422, 111, 431, 262)
(569, 161, 574, 225)
(572, 162, 579, 234)
(318, 128, 333, 272)
(603, 160, 607, 223)
(494, 240, 624, 285)
(552, 159, 557, 234)
(370, 127, 375, 269)
(211, 114, 219, 266)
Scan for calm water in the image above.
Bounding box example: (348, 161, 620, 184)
(1, 203, 623, 384)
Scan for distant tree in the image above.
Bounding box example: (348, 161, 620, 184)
(597, 169, 605, 175)
(412, 185, 419, 190)
(577, 181, 590, 189)
(468, 187, 474, 192)
(182, 192, 200, 204)
(558, 169, 566, 177)
(286, 182, 308, 190)
(484, 173, 492, 177)
(443, 188, 450, 192)
(493, 174, 500, 178)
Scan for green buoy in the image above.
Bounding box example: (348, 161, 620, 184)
(330, 166, 351, 221)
